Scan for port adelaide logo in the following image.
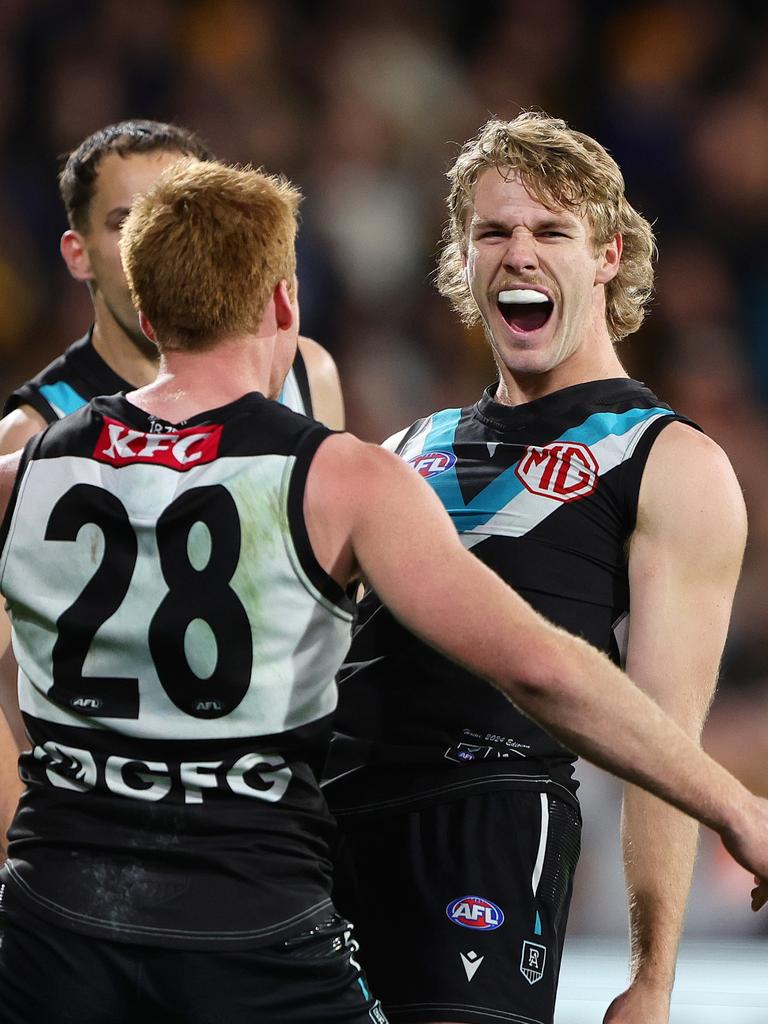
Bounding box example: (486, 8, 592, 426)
(446, 895, 504, 931)
(407, 450, 456, 479)
(520, 940, 547, 985)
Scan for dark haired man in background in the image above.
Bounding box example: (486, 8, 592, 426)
(0, 119, 344, 839)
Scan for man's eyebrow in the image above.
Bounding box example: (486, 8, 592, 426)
(471, 213, 578, 232)
(470, 217, 510, 231)
(536, 215, 578, 230)
(104, 206, 131, 223)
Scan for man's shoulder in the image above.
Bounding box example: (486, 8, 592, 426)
(20, 333, 94, 389)
(382, 404, 469, 455)
(639, 421, 740, 515)
(2, 333, 95, 423)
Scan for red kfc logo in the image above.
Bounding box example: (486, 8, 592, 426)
(94, 417, 222, 471)
(515, 441, 599, 502)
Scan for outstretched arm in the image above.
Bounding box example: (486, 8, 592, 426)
(603, 425, 747, 1024)
(304, 433, 768, 899)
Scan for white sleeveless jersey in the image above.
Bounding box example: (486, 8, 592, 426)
(0, 392, 352, 949)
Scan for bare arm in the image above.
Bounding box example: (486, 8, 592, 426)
(0, 405, 47, 453)
(297, 336, 345, 430)
(305, 434, 768, 897)
(604, 426, 747, 1024)
(0, 418, 39, 855)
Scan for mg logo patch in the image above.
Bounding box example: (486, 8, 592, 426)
(515, 441, 599, 502)
(520, 940, 547, 984)
(446, 896, 504, 930)
(408, 450, 456, 478)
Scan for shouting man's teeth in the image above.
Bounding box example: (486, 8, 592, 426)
(497, 289, 554, 332)
(498, 289, 549, 304)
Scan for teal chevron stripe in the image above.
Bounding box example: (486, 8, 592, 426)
(557, 406, 670, 448)
(39, 382, 87, 417)
(415, 405, 672, 533)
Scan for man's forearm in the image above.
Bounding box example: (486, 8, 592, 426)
(497, 627, 754, 845)
(621, 786, 700, 990)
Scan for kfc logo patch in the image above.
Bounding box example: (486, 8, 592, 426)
(515, 441, 599, 502)
(94, 417, 222, 470)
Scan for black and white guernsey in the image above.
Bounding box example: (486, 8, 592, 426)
(0, 392, 352, 949)
(324, 378, 698, 818)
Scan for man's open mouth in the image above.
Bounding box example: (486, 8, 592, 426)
(497, 289, 554, 333)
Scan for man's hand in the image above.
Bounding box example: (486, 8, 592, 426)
(719, 794, 768, 910)
(603, 980, 671, 1024)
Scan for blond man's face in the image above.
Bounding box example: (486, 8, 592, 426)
(464, 168, 618, 379)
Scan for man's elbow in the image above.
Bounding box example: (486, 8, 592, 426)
(492, 632, 581, 715)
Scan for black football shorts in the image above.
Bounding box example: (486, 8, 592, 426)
(332, 789, 581, 1024)
(0, 885, 387, 1024)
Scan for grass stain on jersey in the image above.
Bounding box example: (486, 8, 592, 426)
(226, 459, 294, 683)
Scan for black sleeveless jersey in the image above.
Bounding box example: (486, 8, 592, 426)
(0, 392, 353, 948)
(3, 330, 314, 422)
(324, 379, 698, 818)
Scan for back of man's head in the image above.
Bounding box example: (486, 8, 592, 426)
(59, 119, 214, 233)
(120, 160, 302, 352)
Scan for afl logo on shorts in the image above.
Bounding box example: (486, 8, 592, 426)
(408, 450, 456, 478)
(515, 441, 599, 502)
(446, 896, 504, 930)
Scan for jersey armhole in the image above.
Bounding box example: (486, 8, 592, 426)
(622, 413, 703, 531)
(291, 348, 313, 419)
(3, 387, 56, 425)
(285, 426, 354, 616)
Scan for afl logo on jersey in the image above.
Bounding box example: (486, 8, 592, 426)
(446, 896, 505, 930)
(408, 450, 456, 478)
(515, 441, 599, 502)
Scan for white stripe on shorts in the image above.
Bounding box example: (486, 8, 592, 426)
(531, 793, 549, 896)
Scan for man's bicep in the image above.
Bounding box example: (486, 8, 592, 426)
(626, 424, 746, 721)
(0, 406, 46, 456)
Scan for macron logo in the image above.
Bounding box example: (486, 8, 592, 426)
(460, 951, 484, 981)
(94, 417, 223, 470)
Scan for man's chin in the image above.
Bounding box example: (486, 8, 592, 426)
(493, 341, 557, 377)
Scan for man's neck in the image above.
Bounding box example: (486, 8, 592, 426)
(91, 319, 160, 388)
(126, 334, 279, 424)
(495, 345, 628, 407)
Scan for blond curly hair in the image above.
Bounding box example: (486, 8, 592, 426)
(437, 112, 655, 341)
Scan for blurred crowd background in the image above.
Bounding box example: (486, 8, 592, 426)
(1, 0, 766, 941)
